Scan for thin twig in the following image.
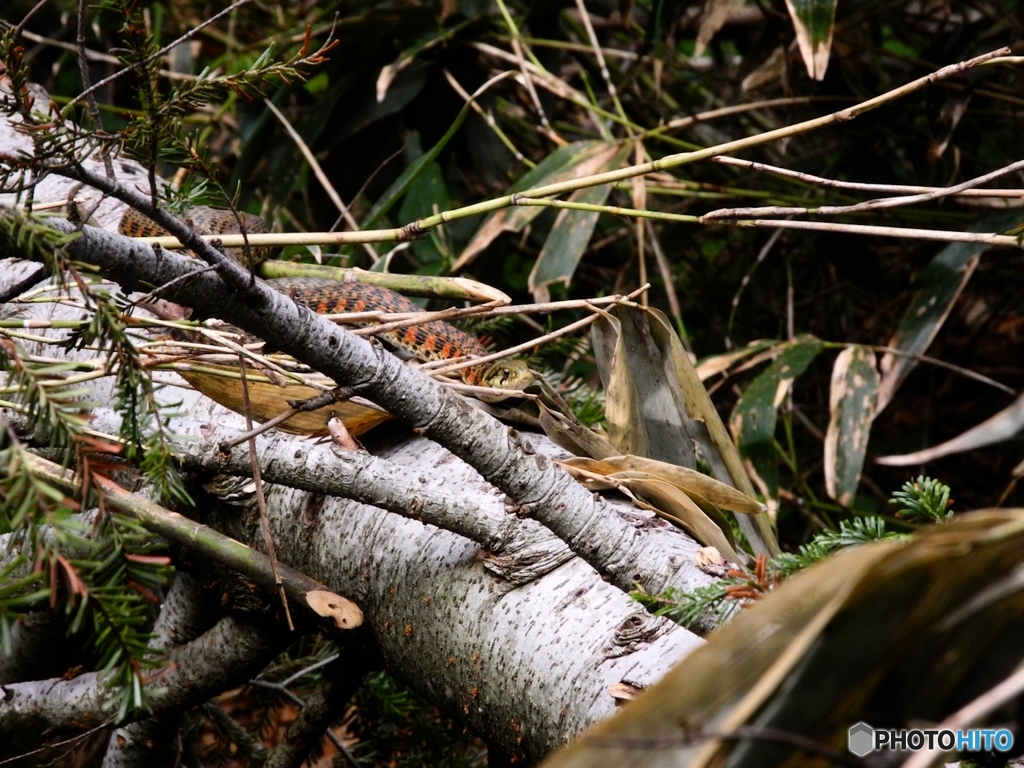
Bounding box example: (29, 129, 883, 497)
(866, 344, 1016, 396)
(14, 28, 196, 80)
(493, 0, 552, 132)
(712, 155, 1024, 198)
(217, 386, 365, 449)
(574, 0, 630, 130)
(902, 665, 1024, 768)
(428, 286, 648, 377)
(12, 0, 52, 38)
(74, 0, 115, 180)
(443, 69, 534, 168)
(702, 158, 1024, 220)
(645, 220, 686, 346)
(647, 96, 853, 137)
(237, 356, 294, 631)
(262, 97, 379, 262)
(727, 226, 785, 348)
(734, 218, 1021, 247)
(457, 47, 1009, 209)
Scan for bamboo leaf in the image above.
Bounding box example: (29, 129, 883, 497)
(875, 210, 1021, 417)
(527, 145, 629, 298)
(876, 391, 1024, 466)
(541, 511, 1024, 768)
(783, 0, 838, 81)
(455, 141, 624, 272)
(560, 456, 764, 515)
(824, 346, 880, 506)
(729, 335, 824, 501)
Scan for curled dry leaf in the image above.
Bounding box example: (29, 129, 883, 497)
(592, 304, 778, 557)
(537, 401, 618, 459)
(623, 475, 744, 565)
(560, 456, 764, 514)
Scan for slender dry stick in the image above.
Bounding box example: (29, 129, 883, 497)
(17, 28, 196, 81)
(263, 97, 379, 262)
(645, 220, 683, 329)
(492, 0, 553, 132)
(347, 299, 504, 339)
(713, 155, 1024, 198)
(502, 35, 640, 61)
(644, 96, 853, 138)
(473, 42, 637, 141)
(425, 311, 604, 376)
(727, 227, 785, 348)
(12, 0, 51, 36)
(702, 157, 1024, 220)
(865, 345, 1016, 396)
(67, 0, 253, 109)
(902, 665, 1024, 768)
(443, 69, 534, 168)
(74, 0, 114, 183)
(573, 0, 630, 131)
(513, 197, 1024, 248)
(194, 327, 311, 384)
(237, 355, 294, 631)
(429, 286, 648, 377)
(632, 142, 648, 306)
(99, 50, 1017, 257)
(733, 219, 1021, 246)
(216, 386, 365, 449)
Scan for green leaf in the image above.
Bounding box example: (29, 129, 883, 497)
(454, 141, 623, 271)
(398, 160, 451, 265)
(783, 0, 838, 80)
(729, 335, 825, 500)
(875, 210, 1022, 416)
(824, 346, 880, 507)
(527, 144, 631, 297)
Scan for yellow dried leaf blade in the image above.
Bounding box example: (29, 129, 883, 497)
(540, 541, 892, 768)
(621, 475, 743, 564)
(537, 402, 618, 460)
(542, 511, 1024, 768)
(876, 392, 1024, 466)
(555, 459, 621, 492)
(591, 305, 698, 467)
(570, 455, 763, 515)
(695, 339, 780, 382)
(177, 366, 390, 436)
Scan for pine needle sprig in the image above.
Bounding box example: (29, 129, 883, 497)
(632, 581, 741, 629)
(62, 510, 173, 719)
(639, 480, 954, 630)
(889, 476, 954, 523)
